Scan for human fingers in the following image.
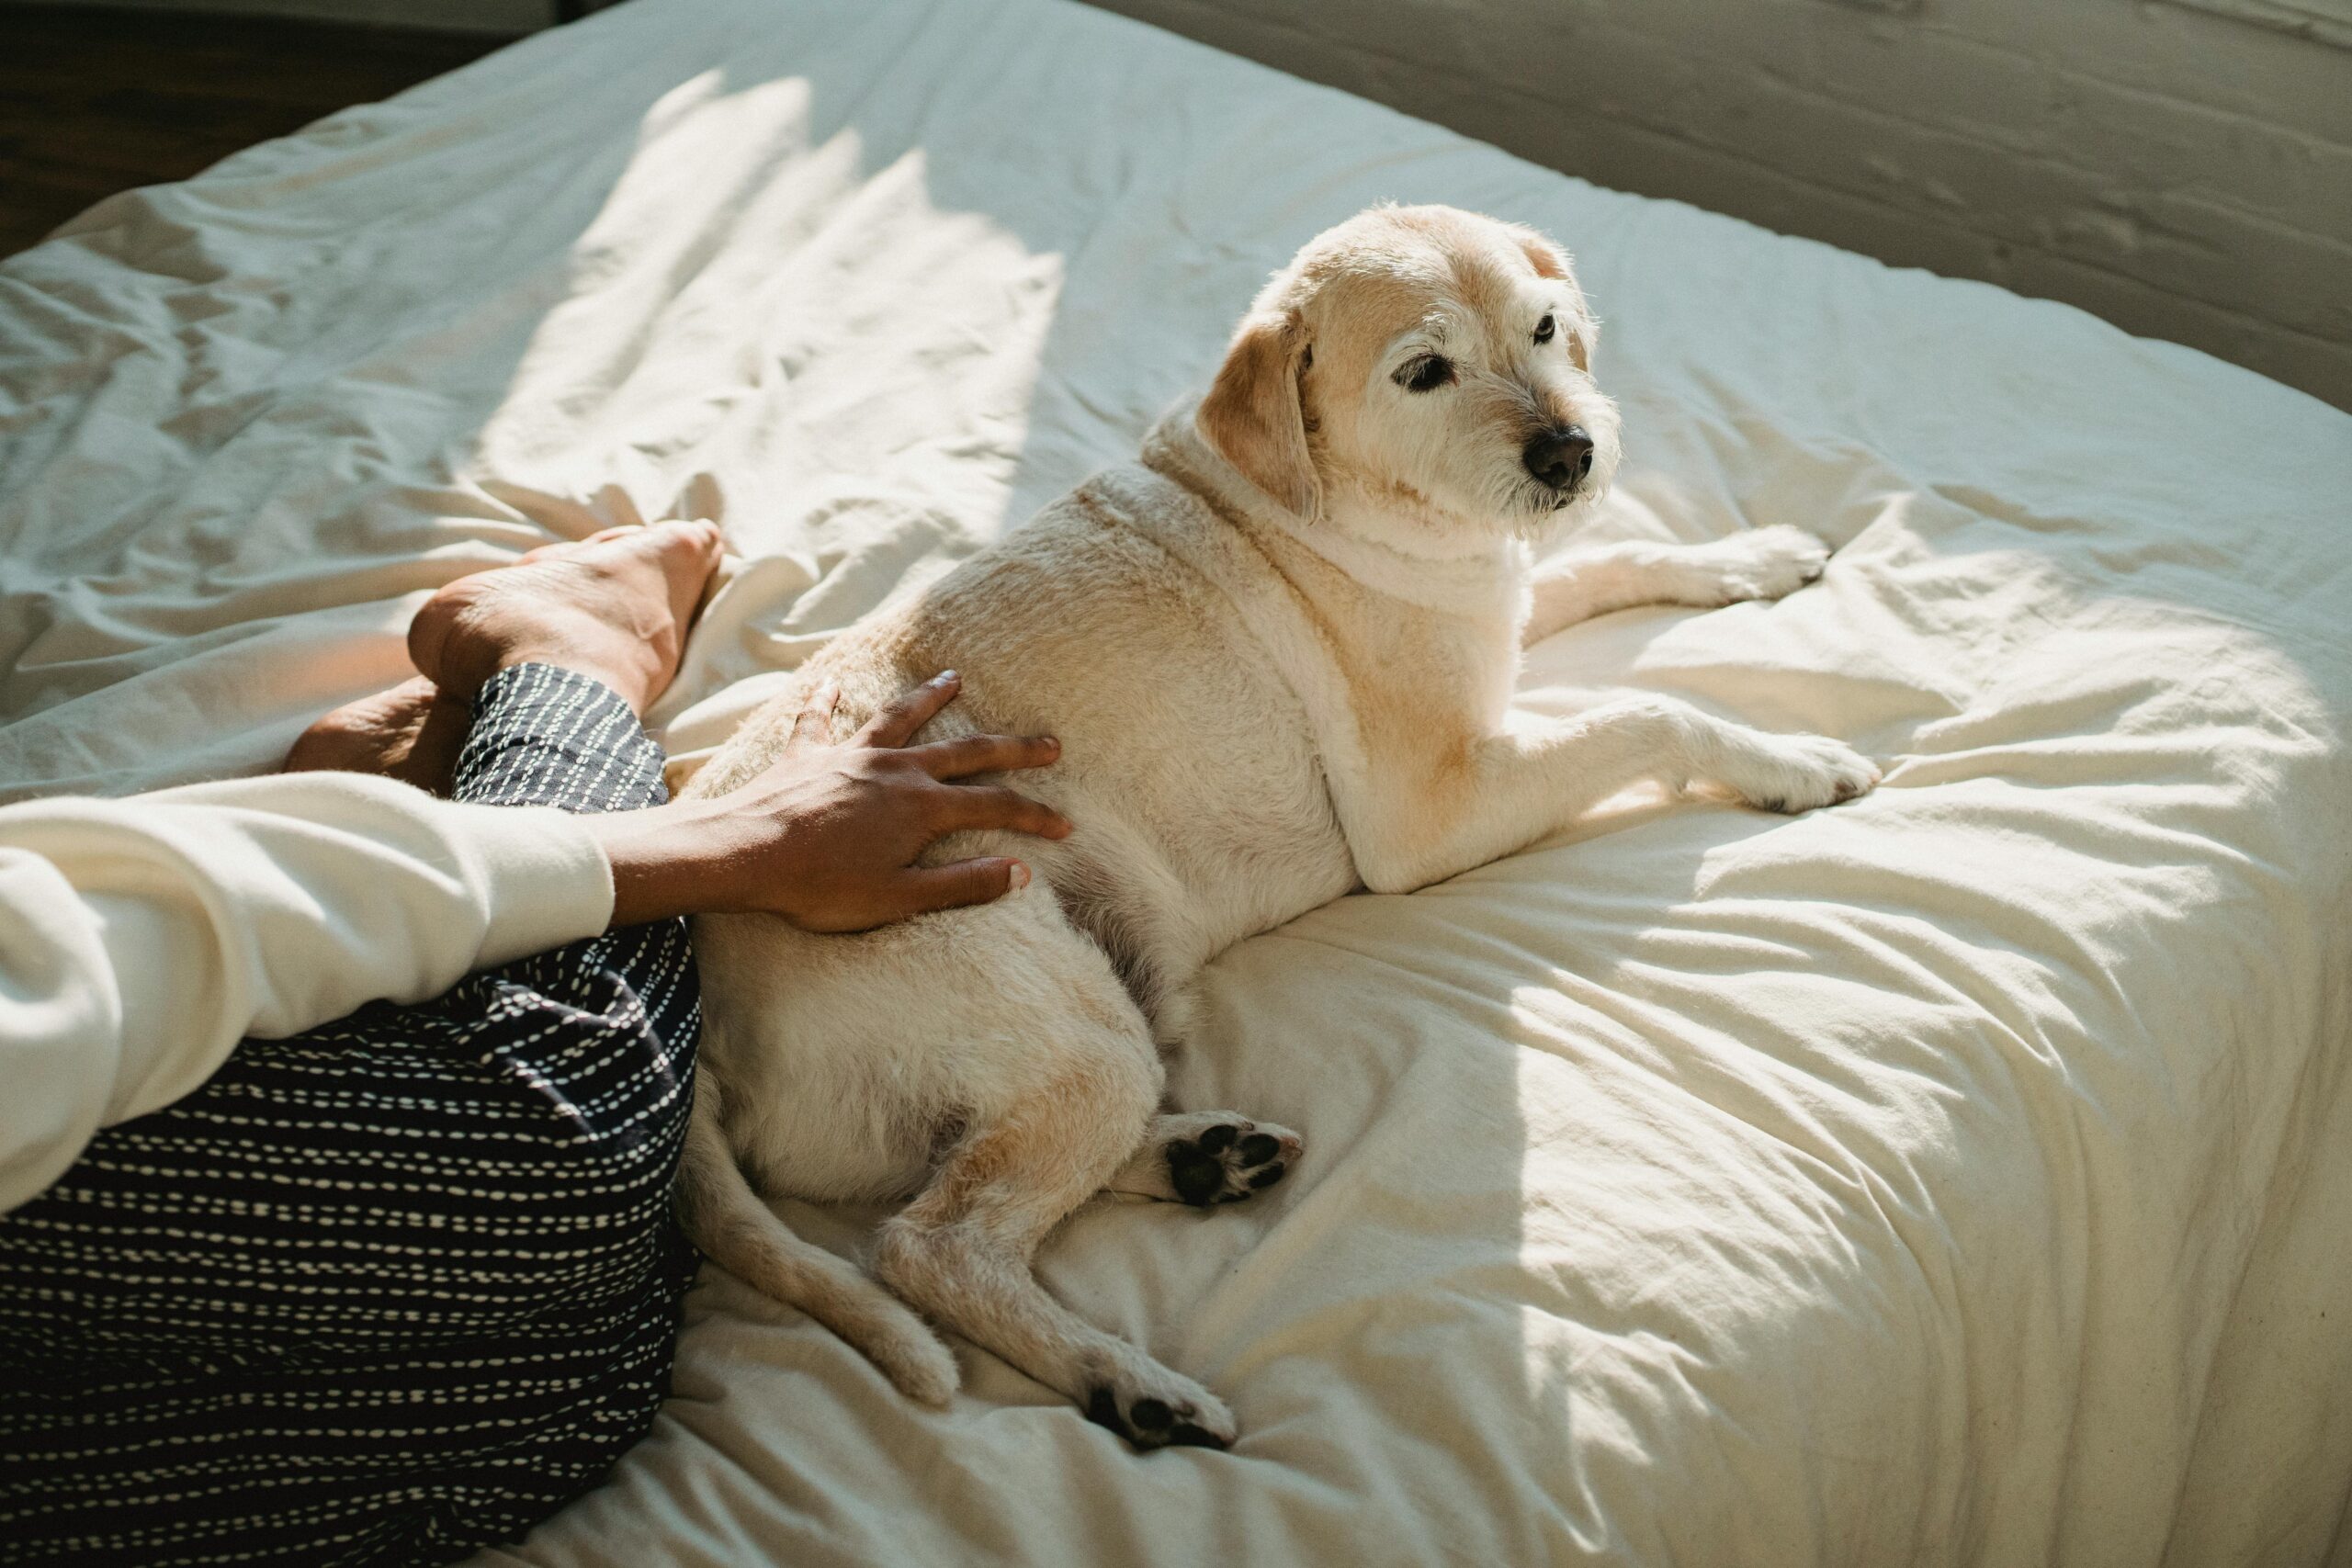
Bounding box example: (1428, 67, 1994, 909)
(788, 678, 842, 749)
(906, 731, 1060, 780)
(857, 671, 961, 749)
(928, 783, 1073, 840)
(892, 855, 1034, 917)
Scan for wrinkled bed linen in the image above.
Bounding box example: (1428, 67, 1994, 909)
(2, 1, 2349, 1563)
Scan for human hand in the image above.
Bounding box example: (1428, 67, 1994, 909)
(587, 671, 1070, 931)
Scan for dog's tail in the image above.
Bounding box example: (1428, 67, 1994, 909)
(676, 1079, 960, 1406)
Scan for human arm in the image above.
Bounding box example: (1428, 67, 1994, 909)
(0, 771, 616, 1213)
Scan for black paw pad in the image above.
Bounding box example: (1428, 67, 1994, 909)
(1083, 1386, 1227, 1450)
(1166, 1140, 1228, 1207)
(1163, 1116, 1297, 1207)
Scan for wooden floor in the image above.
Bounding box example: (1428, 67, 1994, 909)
(0, 5, 521, 257)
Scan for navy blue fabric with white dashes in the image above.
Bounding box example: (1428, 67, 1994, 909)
(0, 663, 702, 1566)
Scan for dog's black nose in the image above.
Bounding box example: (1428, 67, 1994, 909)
(1523, 426, 1595, 491)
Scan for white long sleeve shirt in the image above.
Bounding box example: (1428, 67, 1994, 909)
(0, 772, 616, 1214)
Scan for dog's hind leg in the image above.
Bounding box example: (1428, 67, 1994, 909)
(872, 1049, 1238, 1450)
(1105, 1111, 1303, 1206)
(677, 1081, 961, 1405)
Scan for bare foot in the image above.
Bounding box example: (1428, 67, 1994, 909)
(284, 675, 472, 794)
(407, 520, 726, 714)
(283, 525, 721, 792)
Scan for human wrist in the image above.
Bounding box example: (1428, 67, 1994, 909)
(585, 798, 732, 927)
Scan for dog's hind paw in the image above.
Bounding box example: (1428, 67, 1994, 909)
(1108, 1111, 1303, 1206)
(1168, 1116, 1299, 1207)
(1081, 1360, 1236, 1451)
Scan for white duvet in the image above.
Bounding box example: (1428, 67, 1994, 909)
(3, 0, 2349, 1562)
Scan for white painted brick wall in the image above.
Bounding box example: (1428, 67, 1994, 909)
(1084, 0, 2352, 411)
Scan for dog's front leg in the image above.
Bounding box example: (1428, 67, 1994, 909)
(1523, 526, 1833, 644)
(1343, 698, 1878, 894)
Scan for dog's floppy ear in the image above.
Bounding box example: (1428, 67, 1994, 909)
(1507, 222, 1572, 283)
(1198, 309, 1319, 518)
(1504, 222, 1594, 371)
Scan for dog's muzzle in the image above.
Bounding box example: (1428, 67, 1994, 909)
(1522, 425, 1596, 497)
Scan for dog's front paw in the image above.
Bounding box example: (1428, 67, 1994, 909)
(1720, 732, 1881, 814)
(1083, 1360, 1236, 1451)
(1163, 1114, 1302, 1207)
(1681, 525, 1831, 606)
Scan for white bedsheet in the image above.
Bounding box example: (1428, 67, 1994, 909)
(5, 1, 2350, 1562)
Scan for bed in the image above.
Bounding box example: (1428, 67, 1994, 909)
(4, 0, 2350, 1562)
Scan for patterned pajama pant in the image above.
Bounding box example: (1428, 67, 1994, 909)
(0, 665, 703, 1567)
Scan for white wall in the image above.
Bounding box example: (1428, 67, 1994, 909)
(1083, 0, 2352, 411)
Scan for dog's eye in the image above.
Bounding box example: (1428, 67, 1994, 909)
(1395, 355, 1454, 392)
(1533, 314, 1555, 344)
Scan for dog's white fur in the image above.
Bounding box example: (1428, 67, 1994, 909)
(677, 204, 1878, 1447)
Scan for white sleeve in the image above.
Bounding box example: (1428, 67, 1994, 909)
(0, 772, 616, 1213)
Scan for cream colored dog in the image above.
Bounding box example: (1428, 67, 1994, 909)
(677, 203, 1878, 1449)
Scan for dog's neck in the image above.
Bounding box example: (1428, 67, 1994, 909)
(1306, 482, 1532, 615)
(1145, 402, 1527, 619)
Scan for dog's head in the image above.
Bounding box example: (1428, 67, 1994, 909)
(1197, 204, 1621, 545)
